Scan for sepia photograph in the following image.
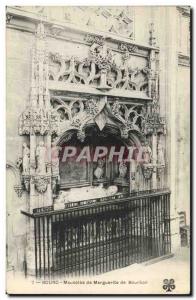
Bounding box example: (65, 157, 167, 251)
(5, 5, 191, 295)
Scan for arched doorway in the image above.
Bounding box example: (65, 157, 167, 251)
(54, 124, 143, 196)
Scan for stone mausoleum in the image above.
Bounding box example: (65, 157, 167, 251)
(6, 6, 190, 277)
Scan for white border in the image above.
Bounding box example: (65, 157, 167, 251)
(1, 1, 194, 299)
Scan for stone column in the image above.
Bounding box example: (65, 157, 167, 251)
(159, 7, 181, 251)
(25, 22, 53, 276)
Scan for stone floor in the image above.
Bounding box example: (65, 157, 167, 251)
(6, 247, 190, 295)
(92, 246, 191, 294)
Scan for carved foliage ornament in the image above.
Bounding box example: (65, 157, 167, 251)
(32, 176, 51, 194)
(89, 43, 115, 71)
(119, 43, 138, 53)
(108, 100, 145, 139)
(50, 97, 165, 141)
(85, 34, 105, 46)
(49, 46, 149, 93)
(51, 97, 107, 139)
(141, 101, 166, 135)
(19, 107, 60, 136)
(14, 185, 23, 198)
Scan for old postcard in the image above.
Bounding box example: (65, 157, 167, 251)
(6, 6, 191, 295)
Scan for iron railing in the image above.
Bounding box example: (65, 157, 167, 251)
(22, 189, 171, 278)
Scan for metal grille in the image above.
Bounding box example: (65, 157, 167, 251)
(28, 190, 171, 278)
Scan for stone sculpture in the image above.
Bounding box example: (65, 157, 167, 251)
(54, 184, 118, 209)
(94, 158, 105, 179)
(51, 142, 62, 175)
(22, 143, 30, 174)
(35, 141, 47, 174)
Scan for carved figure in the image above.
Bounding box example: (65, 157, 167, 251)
(119, 161, 127, 178)
(55, 184, 118, 206)
(157, 139, 165, 166)
(51, 142, 61, 175)
(94, 158, 105, 179)
(22, 143, 30, 174)
(36, 141, 47, 174)
(142, 141, 152, 164)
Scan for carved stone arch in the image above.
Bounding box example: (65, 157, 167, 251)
(6, 161, 21, 185)
(54, 129, 76, 146)
(128, 130, 144, 146)
(6, 161, 23, 197)
(54, 122, 143, 148)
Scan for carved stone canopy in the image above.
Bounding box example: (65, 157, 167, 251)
(50, 95, 155, 142)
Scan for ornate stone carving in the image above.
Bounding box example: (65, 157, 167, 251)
(141, 164, 154, 180)
(108, 100, 145, 139)
(19, 108, 60, 136)
(16, 157, 23, 171)
(85, 34, 105, 46)
(18, 109, 31, 135)
(51, 96, 107, 137)
(32, 175, 50, 194)
(50, 109, 61, 135)
(14, 185, 23, 198)
(90, 43, 115, 71)
(141, 101, 166, 135)
(22, 175, 31, 193)
(49, 24, 64, 37)
(89, 42, 116, 90)
(7, 161, 23, 196)
(149, 22, 156, 46)
(30, 109, 50, 135)
(49, 49, 148, 93)
(35, 22, 46, 40)
(77, 130, 86, 142)
(119, 43, 138, 53)
(51, 97, 158, 141)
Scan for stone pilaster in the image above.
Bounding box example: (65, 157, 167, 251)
(163, 7, 181, 252)
(24, 22, 53, 276)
